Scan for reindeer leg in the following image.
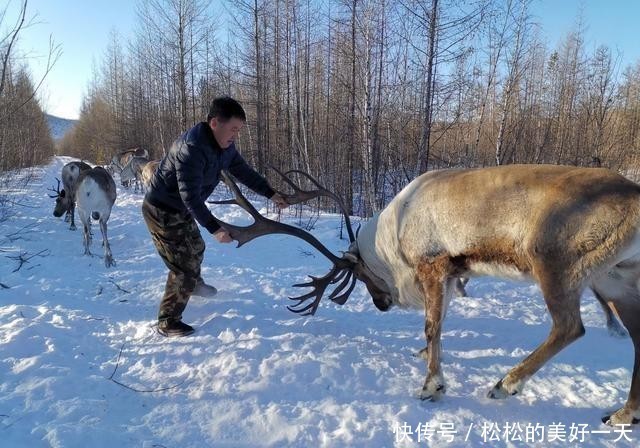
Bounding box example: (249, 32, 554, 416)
(489, 274, 584, 398)
(69, 202, 77, 231)
(592, 289, 627, 338)
(84, 223, 92, 255)
(100, 219, 115, 267)
(592, 268, 640, 424)
(602, 300, 640, 425)
(416, 260, 456, 401)
(78, 210, 91, 255)
(454, 277, 469, 297)
(415, 276, 457, 361)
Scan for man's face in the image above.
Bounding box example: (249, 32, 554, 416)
(210, 117, 244, 149)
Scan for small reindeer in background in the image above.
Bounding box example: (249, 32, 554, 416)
(49, 161, 92, 230)
(107, 148, 149, 181)
(120, 156, 149, 192)
(75, 166, 117, 267)
(140, 160, 160, 192)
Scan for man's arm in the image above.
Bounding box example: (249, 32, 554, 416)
(213, 149, 289, 243)
(227, 150, 276, 199)
(228, 153, 288, 209)
(175, 145, 221, 234)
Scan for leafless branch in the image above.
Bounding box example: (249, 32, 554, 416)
(109, 279, 131, 294)
(107, 343, 186, 393)
(0, 34, 62, 121)
(7, 248, 49, 272)
(3, 222, 38, 242)
(0, 0, 27, 96)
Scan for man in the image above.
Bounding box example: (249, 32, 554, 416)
(142, 96, 287, 337)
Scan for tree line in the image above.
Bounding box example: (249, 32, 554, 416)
(0, 0, 56, 179)
(12, 0, 640, 218)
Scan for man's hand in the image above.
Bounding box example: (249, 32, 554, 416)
(213, 228, 233, 243)
(271, 193, 289, 210)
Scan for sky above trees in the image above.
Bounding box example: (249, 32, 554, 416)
(9, 0, 640, 120)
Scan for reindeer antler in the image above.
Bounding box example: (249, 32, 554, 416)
(208, 171, 357, 315)
(287, 264, 358, 315)
(47, 178, 62, 198)
(269, 165, 356, 243)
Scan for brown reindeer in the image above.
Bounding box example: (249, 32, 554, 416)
(107, 147, 149, 178)
(211, 165, 640, 426)
(140, 160, 160, 191)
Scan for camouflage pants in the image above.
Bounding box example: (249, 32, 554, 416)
(142, 200, 205, 322)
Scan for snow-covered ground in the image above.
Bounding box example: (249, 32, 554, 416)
(45, 115, 77, 141)
(0, 156, 637, 447)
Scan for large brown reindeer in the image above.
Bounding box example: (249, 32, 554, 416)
(213, 164, 640, 426)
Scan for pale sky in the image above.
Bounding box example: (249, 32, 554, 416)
(7, 0, 640, 120)
(529, 0, 640, 63)
(7, 0, 136, 119)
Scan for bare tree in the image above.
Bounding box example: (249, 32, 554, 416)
(0, 0, 57, 174)
(586, 46, 619, 164)
(137, 0, 214, 130)
(495, 0, 531, 165)
(64, 0, 640, 218)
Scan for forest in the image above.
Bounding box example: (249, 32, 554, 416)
(2, 0, 640, 217)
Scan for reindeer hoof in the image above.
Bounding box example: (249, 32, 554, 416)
(70, 224, 76, 231)
(414, 346, 428, 360)
(602, 408, 640, 426)
(419, 383, 446, 401)
(488, 378, 522, 399)
(419, 374, 446, 401)
(105, 256, 116, 268)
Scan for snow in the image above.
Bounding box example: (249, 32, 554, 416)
(45, 115, 77, 141)
(0, 156, 637, 447)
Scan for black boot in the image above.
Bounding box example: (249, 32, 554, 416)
(192, 278, 218, 298)
(157, 318, 195, 337)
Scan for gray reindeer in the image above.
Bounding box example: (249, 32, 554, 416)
(120, 156, 149, 192)
(75, 167, 117, 267)
(49, 161, 92, 230)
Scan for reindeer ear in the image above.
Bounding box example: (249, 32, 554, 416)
(343, 251, 359, 263)
(345, 241, 360, 259)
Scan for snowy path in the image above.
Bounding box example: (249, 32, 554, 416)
(0, 157, 636, 447)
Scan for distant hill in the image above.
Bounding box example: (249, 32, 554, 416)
(45, 114, 77, 141)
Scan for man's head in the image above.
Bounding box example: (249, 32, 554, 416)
(207, 96, 246, 149)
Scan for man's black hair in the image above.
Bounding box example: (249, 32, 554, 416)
(207, 96, 246, 122)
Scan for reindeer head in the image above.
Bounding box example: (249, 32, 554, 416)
(344, 241, 393, 312)
(48, 178, 70, 217)
(211, 168, 392, 315)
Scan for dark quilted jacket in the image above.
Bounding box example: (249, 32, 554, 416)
(146, 122, 274, 234)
